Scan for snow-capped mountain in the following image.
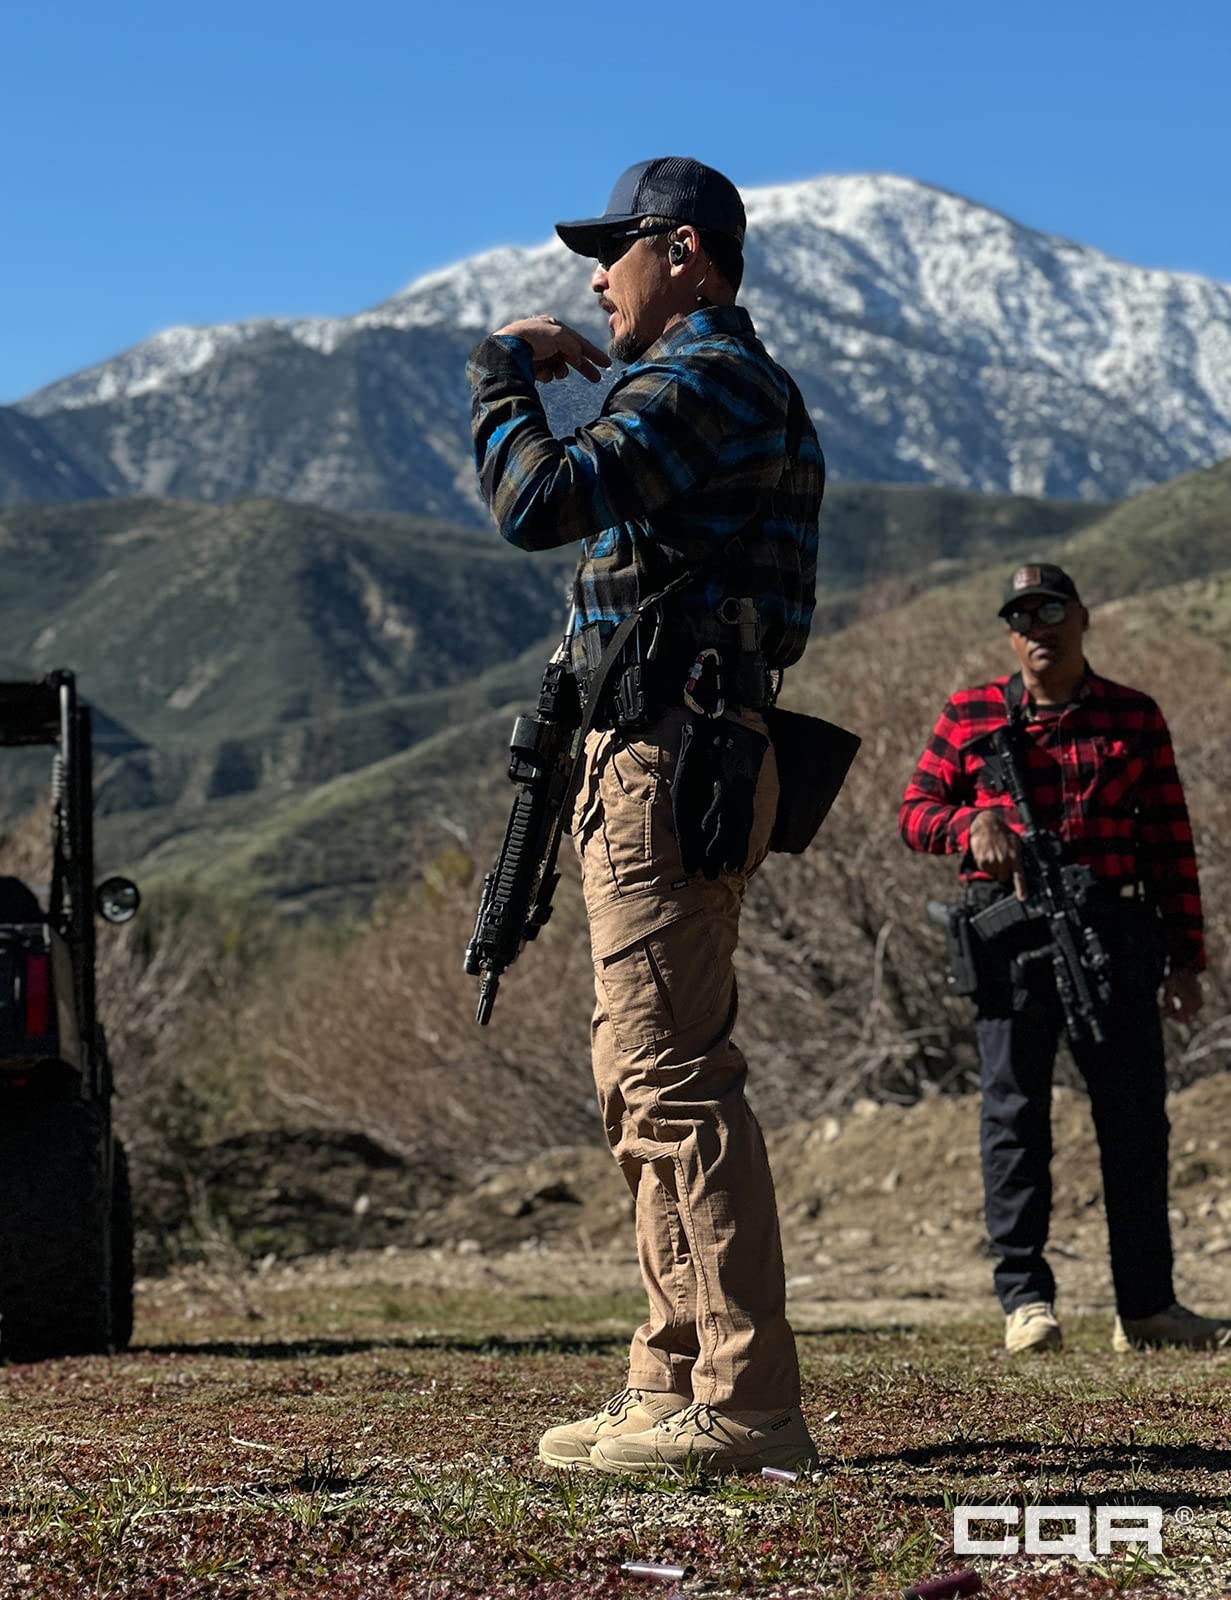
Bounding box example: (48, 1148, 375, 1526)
(14, 175, 1231, 517)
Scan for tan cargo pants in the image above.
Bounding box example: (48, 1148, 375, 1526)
(571, 705, 800, 1410)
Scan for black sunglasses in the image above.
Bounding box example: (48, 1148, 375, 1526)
(592, 222, 677, 270)
(1005, 599, 1070, 632)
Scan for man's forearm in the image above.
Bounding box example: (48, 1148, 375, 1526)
(468, 336, 583, 551)
(898, 792, 980, 856)
(468, 320, 616, 551)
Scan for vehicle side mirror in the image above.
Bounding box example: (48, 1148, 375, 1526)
(96, 877, 141, 924)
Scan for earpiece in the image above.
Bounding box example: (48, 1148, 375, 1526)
(668, 240, 690, 265)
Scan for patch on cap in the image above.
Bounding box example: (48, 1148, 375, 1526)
(1013, 566, 1042, 591)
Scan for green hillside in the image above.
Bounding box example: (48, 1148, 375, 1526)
(0, 481, 1097, 896)
(4, 463, 1226, 908)
(99, 457, 1229, 910)
(802, 456, 1231, 676)
(812, 479, 1104, 607)
(0, 497, 575, 745)
(0, 481, 1101, 754)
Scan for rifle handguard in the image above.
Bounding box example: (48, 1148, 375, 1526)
(464, 656, 581, 1025)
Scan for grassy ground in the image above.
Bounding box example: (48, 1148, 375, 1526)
(1, 1258, 1229, 1598)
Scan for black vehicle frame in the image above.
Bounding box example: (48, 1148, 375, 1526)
(0, 670, 139, 1361)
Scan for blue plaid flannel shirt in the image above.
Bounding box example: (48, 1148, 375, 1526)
(467, 305, 822, 670)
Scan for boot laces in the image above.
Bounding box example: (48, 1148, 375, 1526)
(672, 1401, 722, 1438)
(602, 1386, 636, 1418)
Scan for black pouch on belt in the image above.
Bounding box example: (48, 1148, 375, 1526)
(672, 718, 769, 880)
(765, 706, 862, 854)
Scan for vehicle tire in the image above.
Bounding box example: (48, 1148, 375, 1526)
(0, 1095, 112, 1361)
(110, 1140, 134, 1350)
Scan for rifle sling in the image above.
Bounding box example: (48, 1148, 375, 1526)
(530, 543, 744, 919)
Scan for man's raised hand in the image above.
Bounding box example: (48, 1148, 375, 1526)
(970, 809, 1027, 899)
(494, 316, 611, 384)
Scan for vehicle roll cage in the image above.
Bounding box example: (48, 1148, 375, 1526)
(0, 671, 98, 1092)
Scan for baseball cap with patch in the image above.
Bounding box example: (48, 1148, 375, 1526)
(555, 157, 747, 257)
(998, 562, 1081, 617)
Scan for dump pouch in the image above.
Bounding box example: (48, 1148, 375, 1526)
(672, 718, 769, 880)
(765, 706, 862, 854)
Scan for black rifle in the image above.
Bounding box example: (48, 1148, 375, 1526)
(464, 559, 720, 1028)
(464, 648, 582, 1026)
(929, 699, 1112, 1046)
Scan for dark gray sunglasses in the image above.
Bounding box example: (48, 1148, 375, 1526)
(593, 222, 677, 269)
(1006, 599, 1070, 632)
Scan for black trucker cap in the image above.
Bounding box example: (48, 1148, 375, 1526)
(555, 157, 747, 257)
(998, 561, 1082, 617)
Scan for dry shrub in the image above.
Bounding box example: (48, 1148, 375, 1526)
(236, 850, 601, 1174)
(226, 596, 1228, 1161)
(0, 808, 53, 889)
(5, 594, 1223, 1258)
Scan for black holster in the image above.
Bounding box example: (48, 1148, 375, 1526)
(926, 900, 980, 995)
(765, 706, 862, 854)
(672, 717, 769, 880)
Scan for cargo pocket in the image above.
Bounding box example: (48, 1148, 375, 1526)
(595, 906, 726, 1055)
(571, 748, 604, 861)
(598, 736, 673, 896)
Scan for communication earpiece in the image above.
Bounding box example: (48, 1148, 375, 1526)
(668, 239, 690, 265)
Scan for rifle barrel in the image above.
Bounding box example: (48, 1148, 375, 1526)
(476, 974, 498, 1027)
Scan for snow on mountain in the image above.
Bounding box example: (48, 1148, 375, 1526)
(15, 174, 1231, 511)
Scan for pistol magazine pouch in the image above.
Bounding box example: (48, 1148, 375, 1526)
(765, 706, 861, 854)
(672, 717, 769, 880)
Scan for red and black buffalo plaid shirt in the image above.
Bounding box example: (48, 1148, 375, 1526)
(899, 669, 1205, 972)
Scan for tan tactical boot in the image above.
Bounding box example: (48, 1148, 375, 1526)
(1113, 1302, 1231, 1352)
(538, 1386, 690, 1469)
(1005, 1301, 1062, 1353)
(589, 1401, 818, 1477)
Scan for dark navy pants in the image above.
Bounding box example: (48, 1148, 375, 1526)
(973, 902, 1174, 1320)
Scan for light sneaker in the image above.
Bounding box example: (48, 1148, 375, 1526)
(1005, 1301, 1062, 1354)
(1113, 1302, 1231, 1352)
(588, 1401, 818, 1477)
(538, 1386, 690, 1469)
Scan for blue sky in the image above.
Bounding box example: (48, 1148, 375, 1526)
(4, 0, 1229, 401)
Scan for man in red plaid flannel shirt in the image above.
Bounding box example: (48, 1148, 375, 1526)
(900, 562, 1227, 1353)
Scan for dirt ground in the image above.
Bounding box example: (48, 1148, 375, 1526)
(191, 1073, 1231, 1335)
(8, 1080, 1231, 1599)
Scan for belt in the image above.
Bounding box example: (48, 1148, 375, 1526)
(573, 628, 773, 731)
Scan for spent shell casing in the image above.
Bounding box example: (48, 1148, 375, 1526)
(761, 1466, 798, 1482)
(620, 1560, 687, 1581)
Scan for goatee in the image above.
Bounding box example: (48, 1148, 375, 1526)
(610, 330, 649, 364)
